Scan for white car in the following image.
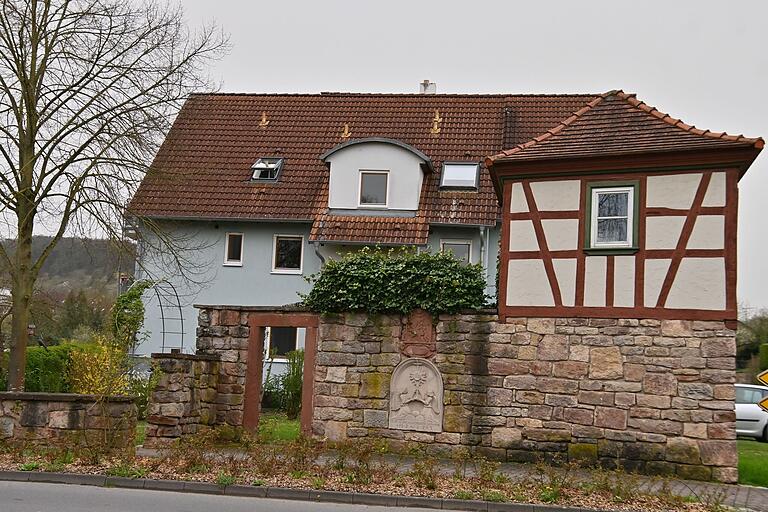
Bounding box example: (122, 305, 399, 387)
(735, 383, 768, 442)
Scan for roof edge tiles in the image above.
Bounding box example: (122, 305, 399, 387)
(485, 90, 764, 165)
(320, 137, 434, 172)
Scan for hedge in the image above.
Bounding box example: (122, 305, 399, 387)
(0, 343, 101, 392)
(302, 248, 489, 315)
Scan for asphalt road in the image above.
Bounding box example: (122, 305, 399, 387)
(0, 481, 432, 512)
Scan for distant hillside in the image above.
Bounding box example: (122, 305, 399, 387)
(1, 237, 134, 294)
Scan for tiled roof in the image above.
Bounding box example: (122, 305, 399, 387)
(128, 93, 597, 227)
(310, 214, 429, 245)
(487, 90, 764, 163)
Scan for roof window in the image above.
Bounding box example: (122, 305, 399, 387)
(441, 162, 479, 189)
(251, 157, 284, 180)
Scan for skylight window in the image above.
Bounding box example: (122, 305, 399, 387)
(441, 162, 479, 189)
(251, 157, 284, 180)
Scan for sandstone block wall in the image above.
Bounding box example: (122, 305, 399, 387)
(144, 308, 249, 446)
(0, 392, 136, 449)
(312, 313, 737, 483)
(144, 353, 220, 447)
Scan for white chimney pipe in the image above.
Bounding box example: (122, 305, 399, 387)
(419, 80, 437, 94)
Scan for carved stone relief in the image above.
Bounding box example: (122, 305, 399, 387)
(388, 358, 443, 433)
(399, 308, 436, 358)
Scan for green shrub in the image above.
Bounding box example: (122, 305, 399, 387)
(283, 350, 304, 419)
(759, 344, 768, 371)
(302, 248, 488, 315)
(24, 344, 78, 392)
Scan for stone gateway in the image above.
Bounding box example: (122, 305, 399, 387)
(389, 358, 444, 433)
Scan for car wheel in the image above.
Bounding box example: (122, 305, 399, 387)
(762, 426, 768, 443)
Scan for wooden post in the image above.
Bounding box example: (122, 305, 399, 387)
(242, 321, 265, 431)
(300, 325, 317, 435)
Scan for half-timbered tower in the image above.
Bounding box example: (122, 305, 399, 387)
(487, 91, 763, 328)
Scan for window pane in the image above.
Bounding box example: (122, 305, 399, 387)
(275, 237, 302, 269)
(360, 173, 387, 205)
(597, 192, 628, 217)
(443, 243, 470, 264)
(442, 163, 478, 188)
(269, 327, 296, 357)
(596, 218, 628, 243)
(735, 388, 749, 404)
(226, 234, 242, 261)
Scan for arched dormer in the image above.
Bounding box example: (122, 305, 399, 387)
(320, 138, 433, 211)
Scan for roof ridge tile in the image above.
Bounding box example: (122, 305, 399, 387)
(487, 89, 764, 164)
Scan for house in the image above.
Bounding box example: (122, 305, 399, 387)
(138, 88, 763, 481)
(128, 87, 761, 360)
(129, 88, 591, 357)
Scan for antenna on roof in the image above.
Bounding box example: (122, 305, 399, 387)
(420, 80, 436, 94)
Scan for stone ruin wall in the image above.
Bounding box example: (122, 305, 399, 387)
(313, 312, 737, 483)
(0, 392, 136, 449)
(144, 308, 251, 447)
(144, 306, 737, 483)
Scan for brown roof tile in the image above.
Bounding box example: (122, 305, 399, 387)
(487, 90, 764, 163)
(310, 215, 429, 245)
(128, 93, 597, 226)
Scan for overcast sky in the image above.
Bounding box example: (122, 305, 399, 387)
(181, 0, 768, 311)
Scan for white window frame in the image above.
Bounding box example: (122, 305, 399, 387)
(264, 326, 305, 362)
(223, 232, 244, 266)
(271, 234, 304, 274)
(590, 186, 634, 249)
(440, 162, 480, 189)
(358, 170, 389, 208)
(440, 239, 473, 264)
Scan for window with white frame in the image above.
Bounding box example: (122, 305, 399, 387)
(251, 157, 284, 180)
(441, 162, 479, 189)
(224, 232, 244, 265)
(589, 185, 635, 248)
(359, 171, 388, 207)
(441, 239, 472, 264)
(265, 327, 300, 359)
(272, 235, 303, 273)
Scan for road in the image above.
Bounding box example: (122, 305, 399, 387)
(0, 481, 433, 512)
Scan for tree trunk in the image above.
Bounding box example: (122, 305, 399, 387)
(8, 129, 36, 390)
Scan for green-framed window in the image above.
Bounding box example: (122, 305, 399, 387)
(584, 181, 640, 254)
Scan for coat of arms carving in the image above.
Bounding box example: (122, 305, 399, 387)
(388, 358, 443, 432)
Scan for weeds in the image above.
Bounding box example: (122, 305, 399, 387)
(453, 489, 474, 500)
(215, 472, 236, 486)
(18, 462, 40, 471)
(481, 489, 506, 503)
(106, 464, 149, 479)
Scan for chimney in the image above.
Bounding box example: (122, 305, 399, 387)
(419, 80, 437, 94)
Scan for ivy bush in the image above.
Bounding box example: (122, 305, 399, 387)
(302, 249, 488, 315)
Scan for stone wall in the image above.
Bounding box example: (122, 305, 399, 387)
(144, 353, 220, 447)
(312, 313, 737, 483)
(144, 308, 250, 447)
(0, 392, 136, 449)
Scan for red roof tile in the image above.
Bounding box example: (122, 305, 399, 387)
(128, 93, 597, 226)
(487, 90, 764, 163)
(310, 215, 429, 245)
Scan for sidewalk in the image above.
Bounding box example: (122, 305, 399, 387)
(136, 446, 768, 511)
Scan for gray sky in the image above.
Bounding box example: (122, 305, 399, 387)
(182, 0, 768, 311)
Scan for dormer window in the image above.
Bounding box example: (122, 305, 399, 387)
(251, 157, 284, 180)
(359, 170, 389, 207)
(441, 162, 479, 189)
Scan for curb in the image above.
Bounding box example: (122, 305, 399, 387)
(0, 471, 611, 512)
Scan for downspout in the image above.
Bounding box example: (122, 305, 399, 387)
(479, 226, 489, 290)
(312, 241, 326, 266)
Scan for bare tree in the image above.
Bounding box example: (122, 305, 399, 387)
(0, 0, 226, 390)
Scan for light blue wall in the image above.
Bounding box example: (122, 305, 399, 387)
(427, 224, 500, 299)
(136, 220, 501, 356)
(135, 221, 319, 355)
